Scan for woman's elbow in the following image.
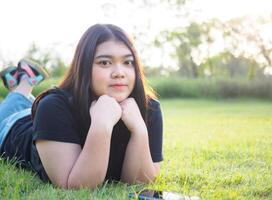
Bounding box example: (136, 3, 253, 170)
(139, 166, 160, 184)
(129, 171, 158, 185)
(67, 180, 102, 190)
(67, 174, 104, 190)
(50, 178, 69, 189)
(141, 172, 157, 183)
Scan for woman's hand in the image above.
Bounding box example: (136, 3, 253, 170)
(120, 98, 146, 133)
(90, 95, 122, 130)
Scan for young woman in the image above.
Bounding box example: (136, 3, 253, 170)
(0, 24, 163, 189)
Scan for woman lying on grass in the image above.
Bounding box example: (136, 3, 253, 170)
(0, 24, 163, 189)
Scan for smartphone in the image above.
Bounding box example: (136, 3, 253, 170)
(129, 189, 199, 200)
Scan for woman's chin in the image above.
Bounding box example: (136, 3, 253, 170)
(109, 94, 129, 103)
(114, 96, 127, 103)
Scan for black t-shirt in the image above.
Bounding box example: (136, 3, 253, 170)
(0, 88, 163, 183)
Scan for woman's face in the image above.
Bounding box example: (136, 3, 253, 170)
(92, 40, 136, 102)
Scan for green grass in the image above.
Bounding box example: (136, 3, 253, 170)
(0, 99, 272, 199)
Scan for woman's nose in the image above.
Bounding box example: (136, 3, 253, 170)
(111, 65, 125, 78)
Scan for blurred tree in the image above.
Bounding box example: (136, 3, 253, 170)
(24, 43, 51, 70)
(199, 51, 261, 79)
(24, 42, 67, 77)
(221, 15, 272, 78)
(155, 14, 271, 79)
(50, 58, 67, 77)
(200, 19, 223, 76)
(155, 22, 204, 77)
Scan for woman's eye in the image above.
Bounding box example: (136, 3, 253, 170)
(124, 60, 134, 66)
(98, 60, 111, 66)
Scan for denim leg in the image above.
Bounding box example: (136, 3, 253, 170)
(0, 108, 31, 145)
(0, 92, 34, 146)
(0, 92, 34, 122)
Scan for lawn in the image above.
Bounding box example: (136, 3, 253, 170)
(0, 99, 271, 199)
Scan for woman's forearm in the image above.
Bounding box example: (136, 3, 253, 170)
(67, 123, 112, 189)
(121, 127, 157, 184)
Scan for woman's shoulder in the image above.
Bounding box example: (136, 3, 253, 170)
(147, 98, 162, 121)
(146, 98, 163, 128)
(148, 98, 161, 110)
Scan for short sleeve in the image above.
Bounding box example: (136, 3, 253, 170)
(147, 99, 163, 162)
(33, 93, 81, 144)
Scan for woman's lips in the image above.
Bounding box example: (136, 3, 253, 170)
(110, 84, 127, 90)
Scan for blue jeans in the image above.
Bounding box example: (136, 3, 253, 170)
(0, 92, 34, 146)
